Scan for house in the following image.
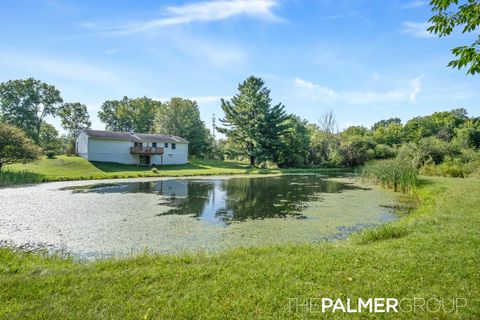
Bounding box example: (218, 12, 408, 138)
(76, 129, 189, 165)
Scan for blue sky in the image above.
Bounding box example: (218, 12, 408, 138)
(1, 0, 479, 134)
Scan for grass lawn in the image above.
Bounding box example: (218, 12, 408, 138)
(1, 155, 347, 186)
(0, 176, 479, 319)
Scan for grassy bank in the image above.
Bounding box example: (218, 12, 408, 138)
(2, 156, 347, 186)
(1, 176, 479, 319)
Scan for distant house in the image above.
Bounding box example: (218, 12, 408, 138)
(76, 130, 189, 165)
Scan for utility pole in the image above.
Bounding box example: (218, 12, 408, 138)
(212, 113, 216, 139)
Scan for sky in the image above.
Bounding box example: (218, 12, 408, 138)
(1, 0, 479, 134)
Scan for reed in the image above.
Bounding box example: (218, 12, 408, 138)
(0, 170, 46, 187)
(360, 159, 418, 194)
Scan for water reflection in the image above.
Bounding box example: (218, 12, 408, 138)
(64, 175, 366, 225)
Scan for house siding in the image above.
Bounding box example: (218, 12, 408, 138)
(76, 131, 89, 160)
(87, 138, 138, 164)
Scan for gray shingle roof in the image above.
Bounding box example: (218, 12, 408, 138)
(83, 130, 189, 143)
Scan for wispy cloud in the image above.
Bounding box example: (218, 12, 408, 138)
(89, 0, 281, 35)
(403, 1, 427, 9)
(294, 76, 423, 105)
(155, 96, 226, 104)
(294, 78, 338, 101)
(409, 76, 422, 103)
(403, 21, 434, 38)
(0, 51, 124, 88)
(104, 48, 118, 55)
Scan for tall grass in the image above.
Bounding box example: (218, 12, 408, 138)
(0, 170, 46, 187)
(360, 159, 418, 194)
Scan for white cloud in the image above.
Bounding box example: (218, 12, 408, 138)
(294, 76, 423, 105)
(403, 21, 434, 38)
(94, 0, 281, 35)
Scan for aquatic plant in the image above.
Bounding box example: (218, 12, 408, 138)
(360, 159, 418, 194)
(0, 170, 46, 186)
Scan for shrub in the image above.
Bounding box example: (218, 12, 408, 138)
(373, 144, 396, 159)
(151, 167, 158, 174)
(45, 150, 56, 159)
(397, 137, 461, 169)
(0, 123, 42, 171)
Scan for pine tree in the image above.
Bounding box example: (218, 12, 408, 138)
(218, 76, 288, 166)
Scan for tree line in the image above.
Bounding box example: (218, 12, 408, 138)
(1, 76, 479, 175)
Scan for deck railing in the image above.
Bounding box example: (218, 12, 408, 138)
(130, 147, 164, 155)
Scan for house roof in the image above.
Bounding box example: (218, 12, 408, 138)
(82, 130, 189, 143)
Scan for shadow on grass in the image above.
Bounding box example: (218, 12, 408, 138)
(90, 159, 251, 173)
(417, 177, 435, 187)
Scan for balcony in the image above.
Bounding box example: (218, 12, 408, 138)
(130, 146, 164, 155)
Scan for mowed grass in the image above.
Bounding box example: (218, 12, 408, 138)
(2, 156, 347, 186)
(1, 176, 479, 319)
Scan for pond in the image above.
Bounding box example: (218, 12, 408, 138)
(0, 174, 401, 259)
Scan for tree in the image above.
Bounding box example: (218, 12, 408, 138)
(59, 102, 91, 137)
(0, 78, 63, 143)
(372, 122, 404, 146)
(0, 123, 41, 170)
(276, 116, 310, 167)
(403, 109, 468, 142)
(218, 76, 288, 166)
(98, 96, 160, 133)
(318, 109, 338, 134)
(154, 98, 213, 157)
(428, 0, 480, 75)
(38, 122, 61, 155)
(371, 118, 401, 131)
(335, 136, 375, 167)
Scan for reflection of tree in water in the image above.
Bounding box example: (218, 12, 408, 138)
(215, 176, 341, 222)
(158, 175, 357, 224)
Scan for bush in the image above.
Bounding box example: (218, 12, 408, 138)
(45, 150, 56, 159)
(0, 123, 42, 170)
(397, 137, 461, 169)
(373, 144, 396, 159)
(151, 167, 158, 174)
(361, 159, 418, 194)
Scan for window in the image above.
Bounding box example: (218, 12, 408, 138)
(172, 143, 176, 150)
(134, 142, 143, 147)
(164, 143, 168, 148)
(152, 142, 157, 148)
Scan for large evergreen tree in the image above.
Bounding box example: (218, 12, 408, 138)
(218, 76, 288, 166)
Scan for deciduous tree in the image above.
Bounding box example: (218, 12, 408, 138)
(155, 98, 212, 157)
(0, 78, 63, 143)
(59, 102, 91, 137)
(428, 0, 480, 75)
(98, 97, 160, 133)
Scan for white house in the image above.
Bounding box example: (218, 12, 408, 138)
(76, 130, 189, 165)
